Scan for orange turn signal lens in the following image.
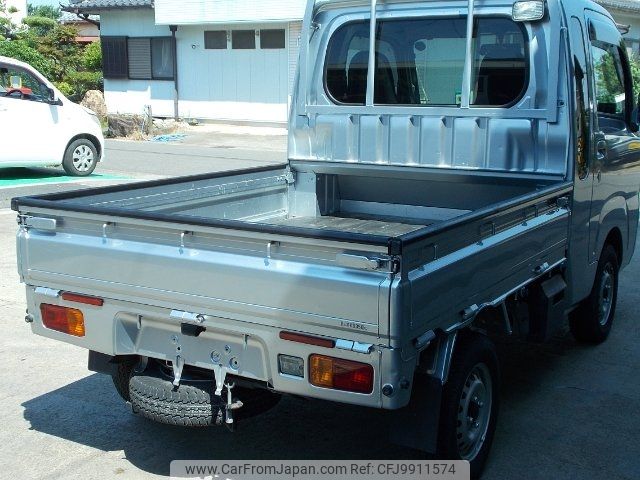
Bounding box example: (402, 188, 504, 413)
(309, 354, 374, 394)
(40, 304, 85, 337)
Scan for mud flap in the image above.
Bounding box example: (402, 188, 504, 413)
(389, 374, 443, 454)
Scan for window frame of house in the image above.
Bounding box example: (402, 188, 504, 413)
(102, 35, 175, 81)
(150, 37, 176, 81)
(204, 30, 229, 50)
(259, 29, 286, 49)
(101, 36, 129, 79)
(232, 30, 256, 50)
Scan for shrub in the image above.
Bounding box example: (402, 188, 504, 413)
(82, 41, 101, 71)
(64, 69, 103, 100)
(54, 81, 74, 97)
(0, 39, 53, 77)
(22, 15, 57, 36)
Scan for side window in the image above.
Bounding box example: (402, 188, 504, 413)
(591, 41, 627, 122)
(0, 65, 47, 102)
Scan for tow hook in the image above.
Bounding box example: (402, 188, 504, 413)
(223, 382, 244, 430)
(171, 354, 185, 387)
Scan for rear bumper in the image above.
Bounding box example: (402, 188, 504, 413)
(25, 285, 415, 410)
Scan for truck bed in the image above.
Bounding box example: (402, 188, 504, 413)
(14, 163, 561, 247)
(13, 163, 571, 342)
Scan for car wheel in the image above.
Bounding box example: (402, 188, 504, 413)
(437, 332, 500, 479)
(110, 358, 137, 402)
(569, 244, 619, 344)
(63, 139, 98, 176)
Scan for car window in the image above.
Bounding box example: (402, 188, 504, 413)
(591, 42, 626, 119)
(0, 65, 48, 102)
(325, 17, 527, 107)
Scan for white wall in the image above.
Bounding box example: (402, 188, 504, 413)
(101, 9, 177, 118)
(6, 0, 27, 25)
(155, 0, 305, 25)
(176, 23, 290, 122)
(100, 9, 301, 122)
(289, 21, 302, 96)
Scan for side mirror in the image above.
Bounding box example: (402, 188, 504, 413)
(44, 86, 60, 105)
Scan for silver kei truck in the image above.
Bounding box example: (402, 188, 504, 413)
(12, 0, 640, 476)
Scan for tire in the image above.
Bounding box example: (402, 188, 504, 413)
(111, 359, 137, 402)
(437, 333, 500, 479)
(569, 244, 619, 344)
(111, 358, 144, 402)
(62, 138, 98, 176)
(128, 363, 281, 427)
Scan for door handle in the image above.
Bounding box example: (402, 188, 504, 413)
(596, 139, 607, 161)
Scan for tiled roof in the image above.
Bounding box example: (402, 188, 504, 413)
(59, 11, 99, 22)
(596, 0, 640, 13)
(66, 0, 153, 12)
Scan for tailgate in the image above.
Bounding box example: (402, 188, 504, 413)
(16, 211, 394, 344)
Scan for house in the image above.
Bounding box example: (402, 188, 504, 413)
(597, 0, 640, 54)
(59, 11, 100, 44)
(67, 0, 305, 124)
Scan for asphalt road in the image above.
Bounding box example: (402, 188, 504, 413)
(0, 139, 638, 480)
(0, 137, 287, 208)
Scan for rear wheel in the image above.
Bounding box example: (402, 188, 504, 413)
(62, 139, 98, 176)
(111, 359, 137, 402)
(437, 333, 500, 479)
(569, 244, 619, 344)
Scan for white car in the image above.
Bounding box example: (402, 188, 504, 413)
(0, 55, 104, 176)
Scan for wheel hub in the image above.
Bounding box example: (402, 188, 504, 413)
(72, 145, 95, 172)
(598, 264, 614, 326)
(456, 363, 492, 461)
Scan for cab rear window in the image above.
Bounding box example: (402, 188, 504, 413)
(325, 17, 528, 107)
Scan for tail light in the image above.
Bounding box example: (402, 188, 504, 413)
(61, 292, 104, 306)
(40, 304, 85, 337)
(309, 354, 374, 394)
(280, 331, 335, 348)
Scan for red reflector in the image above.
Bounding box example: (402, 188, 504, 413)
(61, 292, 104, 306)
(40, 304, 85, 337)
(280, 331, 335, 349)
(309, 354, 374, 394)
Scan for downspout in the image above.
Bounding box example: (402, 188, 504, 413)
(170, 25, 179, 121)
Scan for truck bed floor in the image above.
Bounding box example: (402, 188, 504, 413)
(265, 215, 427, 236)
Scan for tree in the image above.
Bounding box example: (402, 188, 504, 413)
(27, 5, 60, 20)
(0, 39, 53, 77)
(82, 40, 101, 70)
(22, 15, 57, 36)
(628, 53, 640, 104)
(0, 0, 18, 39)
(1, 5, 103, 101)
